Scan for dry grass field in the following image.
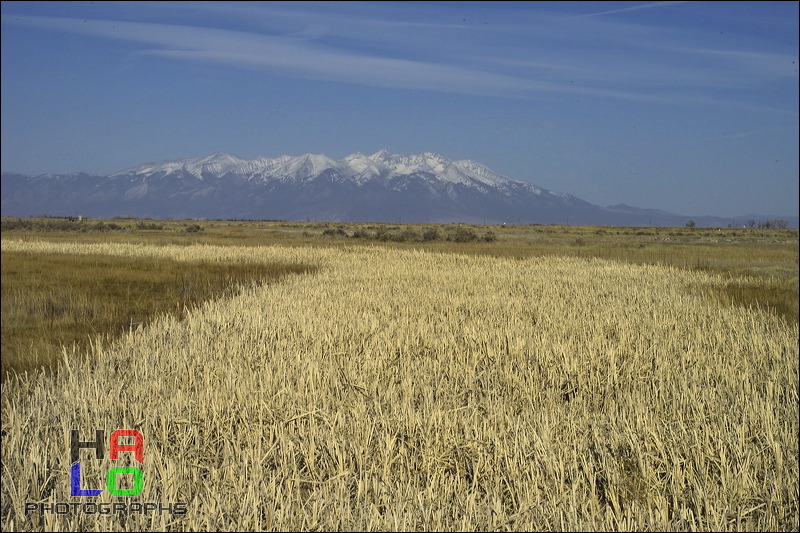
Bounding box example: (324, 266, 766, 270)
(1, 249, 316, 379)
(1, 218, 798, 531)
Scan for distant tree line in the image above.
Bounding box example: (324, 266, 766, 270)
(321, 225, 497, 243)
(686, 218, 791, 229)
(0, 218, 128, 232)
(745, 219, 789, 229)
(0, 218, 171, 232)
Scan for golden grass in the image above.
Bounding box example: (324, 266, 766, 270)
(1, 238, 797, 531)
(4, 217, 798, 323)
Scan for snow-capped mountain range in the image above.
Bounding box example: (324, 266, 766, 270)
(2, 151, 788, 226)
(112, 150, 557, 193)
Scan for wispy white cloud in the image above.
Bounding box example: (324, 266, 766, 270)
(3, 14, 670, 103)
(655, 45, 799, 80)
(573, 1, 689, 19)
(3, 4, 795, 111)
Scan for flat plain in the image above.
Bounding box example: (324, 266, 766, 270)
(1, 218, 797, 531)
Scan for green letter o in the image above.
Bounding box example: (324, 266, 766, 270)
(106, 466, 143, 497)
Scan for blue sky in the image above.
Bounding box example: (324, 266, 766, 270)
(2, 1, 797, 218)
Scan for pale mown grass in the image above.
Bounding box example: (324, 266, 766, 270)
(1, 239, 798, 531)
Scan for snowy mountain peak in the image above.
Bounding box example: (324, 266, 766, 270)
(343, 152, 385, 180)
(369, 149, 392, 162)
(112, 152, 248, 179)
(272, 153, 340, 179)
(196, 152, 241, 164)
(366, 151, 453, 177)
(187, 153, 249, 178)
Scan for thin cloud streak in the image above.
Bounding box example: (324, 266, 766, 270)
(655, 45, 799, 80)
(4, 7, 795, 110)
(5, 14, 678, 104)
(574, 1, 689, 19)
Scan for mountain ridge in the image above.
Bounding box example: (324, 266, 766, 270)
(2, 151, 797, 227)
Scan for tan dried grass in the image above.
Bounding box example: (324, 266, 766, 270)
(1, 239, 797, 531)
